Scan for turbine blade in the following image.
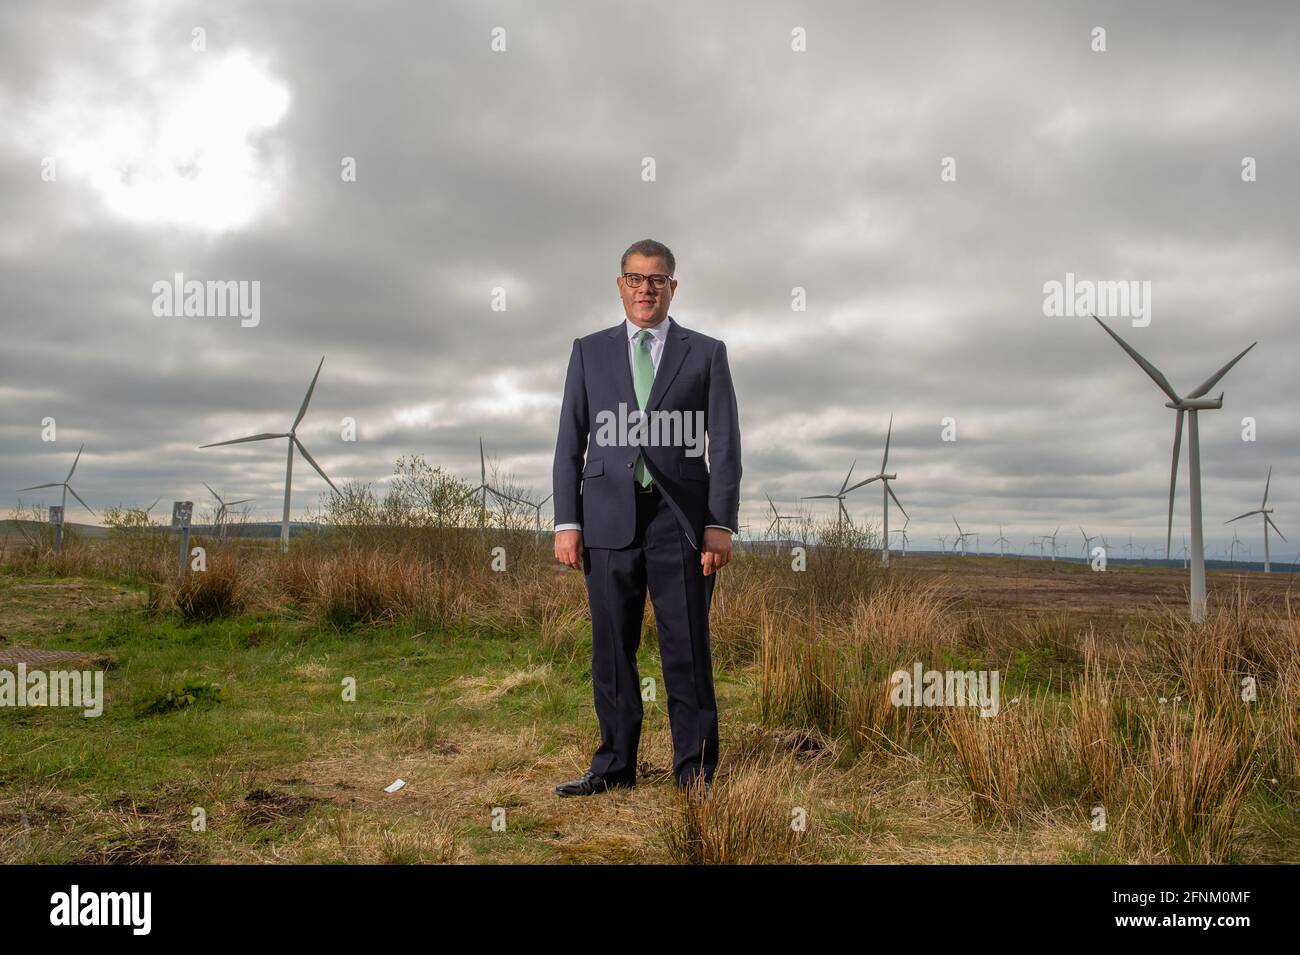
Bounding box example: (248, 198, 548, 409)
(66, 484, 96, 516)
(200, 432, 288, 448)
(293, 357, 326, 430)
(801, 494, 837, 500)
(1166, 410, 1183, 558)
(1187, 342, 1257, 398)
(766, 492, 777, 516)
(1091, 314, 1181, 403)
(845, 476, 879, 492)
(202, 481, 223, 505)
(16, 483, 62, 491)
(1262, 465, 1272, 508)
(66, 443, 85, 482)
(226, 498, 254, 506)
(881, 414, 893, 472)
(539, 493, 553, 506)
(1266, 515, 1286, 541)
(1224, 510, 1258, 524)
(886, 482, 907, 519)
(839, 459, 857, 494)
(293, 438, 338, 494)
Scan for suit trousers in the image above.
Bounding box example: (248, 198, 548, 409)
(582, 488, 719, 785)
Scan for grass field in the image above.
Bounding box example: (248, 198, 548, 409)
(1, 527, 1297, 865)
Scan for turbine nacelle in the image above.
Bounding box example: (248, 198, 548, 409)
(1165, 396, 1223, 411)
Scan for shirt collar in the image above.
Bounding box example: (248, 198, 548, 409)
(625, 316, 671, 343)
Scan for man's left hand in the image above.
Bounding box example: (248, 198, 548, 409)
(701, 528, 733, 576)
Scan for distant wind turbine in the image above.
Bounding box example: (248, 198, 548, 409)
(994, 525, 1009, 558)
(202, 482, 254, 540)
(1225, 466, 1286, 573)
(17, 442, 95, 517)
(842, 414, 907, 566)
(952, 517, 975, 557)
(765, 493, 799, 541)
(200, 356, 338, 552)
(1093, 314, 1255, 622)
(802, 459, 869, 534)
(1044, 526, 1060, 561)
(1079, 526, 1099, 560)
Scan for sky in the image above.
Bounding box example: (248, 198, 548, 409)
(2, 0, 1298, 559)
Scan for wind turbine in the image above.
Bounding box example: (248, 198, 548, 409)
(202, 482, 254, 539)
(1079, 526, 1099, 560)
(17, 441, 94, 553)
(1093, 315, 1255, 622)
(17, 442, 95, 518)
(765, 493, 799, 541)
(842, 414, 907, 566)
(1044, 526, 1060, 561)
(463, 437, 524, 529)
(890, 516, 911, 557)
(935, 534, 949, 553)
(994, 526, 1010, 558)
(200, 356, 338, 552)
(802, 458, 868, 534)
(1225, 466, 1286, 573)
(507, 491, 554, 539)
(952, 517, 975, 557)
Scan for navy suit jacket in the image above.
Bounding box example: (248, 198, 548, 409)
(553, 316, 741, 550)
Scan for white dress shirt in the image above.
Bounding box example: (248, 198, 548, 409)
(555, 317, 733, 536)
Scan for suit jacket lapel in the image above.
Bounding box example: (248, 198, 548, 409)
(606, 323, 639, 412)
(647, 318, 689, 412)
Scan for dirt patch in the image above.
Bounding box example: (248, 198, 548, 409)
(242, 788, 322, 827)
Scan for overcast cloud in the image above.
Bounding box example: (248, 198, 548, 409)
(2, 0, 1297, 557)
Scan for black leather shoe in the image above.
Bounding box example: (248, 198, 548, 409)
(554, 770, 634, 797)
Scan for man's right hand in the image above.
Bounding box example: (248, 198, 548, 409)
(554, 529, 584, 569)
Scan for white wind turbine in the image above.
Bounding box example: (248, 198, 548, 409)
(1225, 466, 1286, 573)
(994, 525, 1010, 558)
(1079, 526, 1099, 560)
(935, 534, 949, 553)
(464, 437, 523, 529)
(200, 356, 338, 552)
(842, 414, 907, 566)
(952, 517, 975, 557)
(765, 493, 799, 541)
(802, 458, 868, 534)
(202, 482, 254, 539)
(1044, 526, 1060, 561)
(890, 516, 911, 557)
(1093, 315, 1255, 623)
(17, 443, 95, 518)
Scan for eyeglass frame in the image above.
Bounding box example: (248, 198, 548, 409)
(620, 272, 674, 290)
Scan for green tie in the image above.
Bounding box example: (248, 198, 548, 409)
(632, 329, 654, 487)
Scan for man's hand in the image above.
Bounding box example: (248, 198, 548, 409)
(555, 529, 584, 570)
(701, 528, 733, 576)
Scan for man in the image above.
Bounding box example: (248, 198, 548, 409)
(552, 239, 741, 796)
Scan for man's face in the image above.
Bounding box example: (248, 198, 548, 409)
(618, 253, 676, 328)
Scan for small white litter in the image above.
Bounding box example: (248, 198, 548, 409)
(384, 779, 407, 793)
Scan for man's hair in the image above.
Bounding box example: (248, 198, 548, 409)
(620, 239, 675, 276)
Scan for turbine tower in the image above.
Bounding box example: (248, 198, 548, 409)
(200, 356, 338, 552)
(994, 526, 1010, 557)
(17, 443, 96, 518)
(1225, 466, 1286, 573)
(891, 516, 911, 557)
(1093, 315, 1255, 622)
(1044, 526, 1060, 561)
(842, 414, 907, 567)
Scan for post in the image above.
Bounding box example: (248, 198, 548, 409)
(49, 506, 64, 554)
(1188, 412, 1206, 623)
(173, 501, 193, 575)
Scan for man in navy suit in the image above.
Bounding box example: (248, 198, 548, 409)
(553, 239, 741, 795)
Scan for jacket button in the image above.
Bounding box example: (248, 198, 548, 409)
(626, 462, 633, 468)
